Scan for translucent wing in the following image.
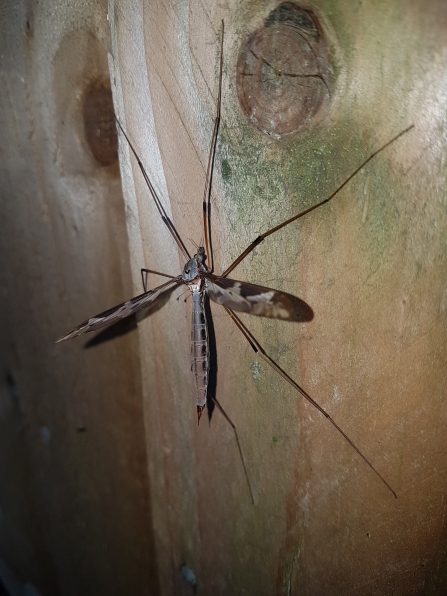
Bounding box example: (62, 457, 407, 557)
(206, 277, 313, 322)
(56, 277, 181, 342)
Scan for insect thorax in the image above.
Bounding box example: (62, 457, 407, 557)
(182, 247, 208, 294)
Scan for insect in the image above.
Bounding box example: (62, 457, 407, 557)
(57, 22, 413, 499)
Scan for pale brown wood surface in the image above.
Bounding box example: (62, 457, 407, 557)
(111, 1, 447, 594)
(0, 1, 157, 595)
(1, 0, 447, 595)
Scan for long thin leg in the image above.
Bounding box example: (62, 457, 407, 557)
(141, 268, 177, 292)
(221, 125, 414, 278)
(211, 395, 255, 505)
(115, 117, 191, 261)
(202, 21, 224, 273)
(223, 306, 397, 499)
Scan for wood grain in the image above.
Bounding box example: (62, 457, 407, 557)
(1, 1, 447, 595)
(110, 1, 447, 595)
(0, 1, 156, 594)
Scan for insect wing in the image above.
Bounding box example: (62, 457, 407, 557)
(56, 278, 181, 342)
(206, 277, 312, 321)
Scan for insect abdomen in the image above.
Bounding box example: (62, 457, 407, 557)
(191, 293, 209, 418)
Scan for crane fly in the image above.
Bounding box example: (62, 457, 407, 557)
(57, 22, 414, 500)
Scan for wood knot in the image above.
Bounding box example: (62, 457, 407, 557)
(83, 78, 118, 167)
(236, 2, 331, 137)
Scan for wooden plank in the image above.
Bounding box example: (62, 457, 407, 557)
(1, 0, 447, 595)
(110, 1, 447, 595)
(0, 1, 158, 594)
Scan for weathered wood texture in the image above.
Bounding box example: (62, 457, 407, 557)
(0, 1, 157, 595)
(1, 0, 447, 595)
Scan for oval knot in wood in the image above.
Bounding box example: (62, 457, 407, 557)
(236, 3, 331, 137)
(83, 78, 118, 167)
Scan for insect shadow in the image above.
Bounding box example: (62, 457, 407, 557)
(57, 21, 413, 501)
(83, 283, 178, 348)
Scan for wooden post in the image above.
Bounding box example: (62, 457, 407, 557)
(0, 1, 157, 594)
(1, 0, 447, 595)
(110, 0, 447, 593)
